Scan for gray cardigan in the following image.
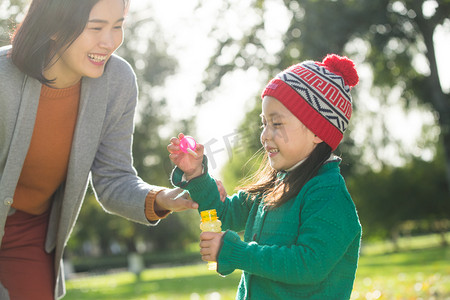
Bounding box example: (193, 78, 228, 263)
(0, 45, 160, 299)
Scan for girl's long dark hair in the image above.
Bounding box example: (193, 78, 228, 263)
(240, 142, 332, 208)
(10, 0, 129, 84)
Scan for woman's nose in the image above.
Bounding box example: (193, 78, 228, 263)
(99, 31, 116, 50)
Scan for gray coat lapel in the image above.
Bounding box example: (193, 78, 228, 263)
(0, 76, 40, 201)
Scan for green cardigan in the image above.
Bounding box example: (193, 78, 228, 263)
(172, 158, 361, 299)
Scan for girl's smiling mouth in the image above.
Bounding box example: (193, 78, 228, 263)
(266, 147, 280, 157)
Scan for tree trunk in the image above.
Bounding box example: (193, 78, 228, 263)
(414, 6, 450, 193)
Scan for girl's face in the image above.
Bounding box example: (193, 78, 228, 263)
(260, 96, 322, 171)
(44, 0, 125, 88)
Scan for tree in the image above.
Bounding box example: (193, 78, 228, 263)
(0, 0, 28, 47)
(198, 0, 450, 190)
(194, 0, 449, 243)
(348, 141, 450, 247)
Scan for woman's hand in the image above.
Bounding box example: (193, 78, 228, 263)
(155, 188, 198, 212)
(214, 179, 227, 203)
(168, 133, 204, 181)
(199, 231, 224, 263)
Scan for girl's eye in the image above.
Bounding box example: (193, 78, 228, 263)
(90, 27, 102, 31)
(273, 123, 282, 127)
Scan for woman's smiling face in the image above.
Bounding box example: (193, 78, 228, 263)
(260, 96, 322, 171)
(44, 0, 125, 88)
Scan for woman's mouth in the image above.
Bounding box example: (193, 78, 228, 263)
(88, 54, 108, 65)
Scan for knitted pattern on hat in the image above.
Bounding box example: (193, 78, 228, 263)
(261, 54, 359, 150)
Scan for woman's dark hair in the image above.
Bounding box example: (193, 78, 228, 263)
(10, 0, 129, 84)
(240, 142, 333, 208)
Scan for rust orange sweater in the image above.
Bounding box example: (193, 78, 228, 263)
(12, 82, 167, 220)
(13, 82, 81, 215)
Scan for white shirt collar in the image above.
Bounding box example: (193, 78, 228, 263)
(285, 154, 339, 172)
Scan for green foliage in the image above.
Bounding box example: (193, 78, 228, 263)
(0, 0, 28, 46)
(70, 248, 202, 273)
(348, 143, 450, 240)
(199, 0, 450, 240)
(67, 193, 202, 256)
(66, 191, 139, 255)
(221, 98, 263, 192)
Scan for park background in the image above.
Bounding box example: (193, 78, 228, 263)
(1, 0, 450, 299)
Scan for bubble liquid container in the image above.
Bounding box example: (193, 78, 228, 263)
(200, 209, 222, 270)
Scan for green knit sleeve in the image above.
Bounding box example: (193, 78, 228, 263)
(215, 180, 361, 285)
(171, 161, 253, 232)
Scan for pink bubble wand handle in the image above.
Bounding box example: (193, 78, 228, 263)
(179, 136, 198, 157)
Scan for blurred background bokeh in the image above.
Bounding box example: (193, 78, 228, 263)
(1, 0, 449, 298)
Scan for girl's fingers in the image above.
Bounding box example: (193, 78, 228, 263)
(200, 231, 216, 241)
(195, 143, 204, 155)
(167, 137, 181, 154)
(170, 136, 180, 144)
(167, 144, 180, 154)
(201, 254, 212, 262)
(199, 239, 211, 248)
(199, 246, 208, 256)
(168, 153, 179, 164)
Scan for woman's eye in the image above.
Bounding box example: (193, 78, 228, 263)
(273, 123, 282, 127)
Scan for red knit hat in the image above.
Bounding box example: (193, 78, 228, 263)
(261, 54, 359, 150)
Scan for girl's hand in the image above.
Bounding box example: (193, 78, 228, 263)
(168, 133, 204, 180)
(199, 231, 224, 263)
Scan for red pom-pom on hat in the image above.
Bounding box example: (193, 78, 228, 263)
(321, 54, 359, 88)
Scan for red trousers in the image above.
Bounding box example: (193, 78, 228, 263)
(0, 209, 55, 300)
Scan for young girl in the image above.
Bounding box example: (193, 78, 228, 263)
(168, 54, 362, 299)
(0, 1, 197, 299)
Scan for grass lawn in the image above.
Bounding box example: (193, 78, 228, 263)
(65, 264, 240, 300)
(65, 234, 450, 300)
(352, 247, 450, 299)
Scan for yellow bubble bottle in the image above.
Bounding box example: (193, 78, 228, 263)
(200, 209, 222, 270)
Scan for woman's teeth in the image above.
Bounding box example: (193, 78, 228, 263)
(88, 54, 107, 63)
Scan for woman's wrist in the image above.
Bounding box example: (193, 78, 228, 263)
(145, 188, 170, 221)
(154, 188, 169, 211)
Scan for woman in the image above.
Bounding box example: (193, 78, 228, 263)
(0, 0, 197, 299)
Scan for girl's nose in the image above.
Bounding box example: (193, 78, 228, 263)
(260, 126, 270, 145)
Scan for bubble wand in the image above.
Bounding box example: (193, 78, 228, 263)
(179, 136, 198, 157)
